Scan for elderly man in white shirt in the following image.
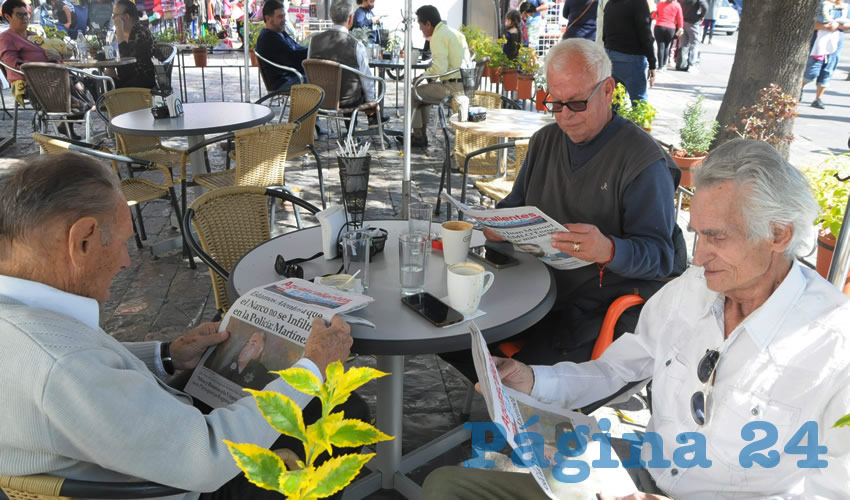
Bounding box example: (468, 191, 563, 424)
(422, 139, 850, 499)
(0, 152, 365, 499)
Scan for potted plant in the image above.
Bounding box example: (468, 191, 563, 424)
(805, 153, 850, 291)
(726, 83, 797, 150)
(611, 83, 657, 131)
(190, 31, 217, 67)
(154, 27, 179, 43)
(84, 35, 102, 60)
(534, 65, 547, 111)
(515, 45, 538, 100)
(673, 95, 719, 186)
(225, 361, 392, 498)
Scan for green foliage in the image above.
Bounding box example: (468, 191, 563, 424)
(516, 45, 538, 74)
(43, 25, 66, 40)
(679, 95, 719, 157)
(533, 64, 546, 90)
(154, 27, 179, 43)
(727, 83, 797, 149)
(804, 153, 850, 239)
(350, 27, 371, 45)
(225, 361, 392, 499)
(191, 29, 219, 47)
(834, 414, 850, 428)
(460, 25, 491, 60)
(612, 83, 657, 130)
(84, 35, 102, 52)
(246, 22, 262, 50)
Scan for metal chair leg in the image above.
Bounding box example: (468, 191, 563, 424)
(130, 212, 143, 249)
(169, 187, 196, 269)
(308, 144, 327, 209)
(134, 204, 147, 241)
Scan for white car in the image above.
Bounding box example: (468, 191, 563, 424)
(714, 0, 740, 35)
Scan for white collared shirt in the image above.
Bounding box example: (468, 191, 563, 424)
(532, 261, 850, 498)
(307, 24, 375, 102)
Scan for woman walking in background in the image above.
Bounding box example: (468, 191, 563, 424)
(652, 0, 683, 70)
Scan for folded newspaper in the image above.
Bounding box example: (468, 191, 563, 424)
(440, 193, 593, 271)
(470, 322, 637, 499)
(184, 278, 373, 408)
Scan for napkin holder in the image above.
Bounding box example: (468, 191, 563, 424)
(316, 205, 347, 259)
(468, 106, 486, 122)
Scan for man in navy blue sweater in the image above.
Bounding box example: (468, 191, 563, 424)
(440, 39, 685, 378)
(255, 0, 307, 91)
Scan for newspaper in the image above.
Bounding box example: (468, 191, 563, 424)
(469, 323, 637, 499)
(440, 193, 593, 271)
(184, 278, 372, 408)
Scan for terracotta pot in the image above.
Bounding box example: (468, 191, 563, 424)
(535, 89, 548, 111)
(641, 126, 652, 133)
(816, 231, 850, 294)
(501, 67, 518, 91)
(517, 73, 533, 100)
(250, 50, 258, 67)
(192, 46, 208, 67)
(673, 154, 705, 187)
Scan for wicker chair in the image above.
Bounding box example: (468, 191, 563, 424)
(183, 186, 320, 314)
(434, 92, 523, 216)
(301, 58, 386, 150)
(96, 87, 190, 184)
(254, 49, 305, 120)
(473, 138, 529, 204)
(20, 62, 113, 143)
(282, 84, 326, 208)
(0, 473, 185, 500)
(32, 133, 184, 251)
(0, 60, 35, 143)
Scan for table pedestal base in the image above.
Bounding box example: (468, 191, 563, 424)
(342, 354, 472, 500)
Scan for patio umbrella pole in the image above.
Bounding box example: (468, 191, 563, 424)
(243, 21, 251, 103)
(401, 0, 413, 219)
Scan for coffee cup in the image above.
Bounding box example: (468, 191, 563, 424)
(441, 220, 473, 265)
(447, 262, 494, 315)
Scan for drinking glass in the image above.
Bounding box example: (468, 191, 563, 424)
(408, 202, 434, 252)
(342, 229, 371, 292)
(399, 233, 427, 295)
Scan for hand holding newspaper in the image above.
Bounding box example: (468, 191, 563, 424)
(469, 322, 637, 499)
(440, 193, 593, 271)
(184, 278, 373, 408)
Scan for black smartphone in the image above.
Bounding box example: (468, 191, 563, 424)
(401, 292, 465, 328)
(468, 245, 520, 269)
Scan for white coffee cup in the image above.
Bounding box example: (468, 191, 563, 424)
(441, 220, 474, 265)
(447, 262, 494, 315)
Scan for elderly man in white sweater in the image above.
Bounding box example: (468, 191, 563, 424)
(0, 152, 365, 499)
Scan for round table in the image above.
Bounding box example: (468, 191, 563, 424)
(228, 219, 555, 498)
(448, 107, 554, 138)
(64, 57, 136, 69)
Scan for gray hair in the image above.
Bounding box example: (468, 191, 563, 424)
(694, 139, 818, 258)
(329, 0, 354, 24)
(544, 38, 611, 83)
(0, 152, 122, 257)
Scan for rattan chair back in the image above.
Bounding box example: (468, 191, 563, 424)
(101, 88, 161, 155)
(189, 186, 272, 311)
(451, 91, 507, 175)
(286, 84, 323, 159)
(233, 122, 298, 187)
(31, 132, 70, 155)
(302, 59, 343, 112)
(1, 474, 67, 499)
(19, 63, 72, 114)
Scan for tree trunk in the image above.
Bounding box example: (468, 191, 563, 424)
(714, 0, 821, 157)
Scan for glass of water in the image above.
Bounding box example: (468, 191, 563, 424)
(408, 202, 434, 252)
(399, 232, 427, 295)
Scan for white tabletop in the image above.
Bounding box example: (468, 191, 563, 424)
(229, 220, 555, 356)
(109, 102, 274, 137)
(449, 108, 554, 138)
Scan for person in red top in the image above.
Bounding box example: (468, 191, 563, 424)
(0, 0, 60, 84)
(652, 0, 683, 70)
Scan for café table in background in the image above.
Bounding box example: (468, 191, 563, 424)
(228, 219, 556, 499)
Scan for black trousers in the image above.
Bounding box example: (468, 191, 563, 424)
(197, 392, 371, 499)
(654, 25, 676, 69)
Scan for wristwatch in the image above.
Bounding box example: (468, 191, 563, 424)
(160, 341, 175, 375)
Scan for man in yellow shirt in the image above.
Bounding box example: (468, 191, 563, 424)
(411, 4, 472, 147)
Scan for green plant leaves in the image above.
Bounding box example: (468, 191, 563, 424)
(224, 441, 286, 492)
(329, 418, 393, 448)
(279, 469, 310, 497)
(834, 414, 850, 428)
(303, 453, 375, 498)
(274, 366, 324, 398)
(327, 365, 389, 409)
(679, 95, 718, 156)
(246, 389, 307, 442)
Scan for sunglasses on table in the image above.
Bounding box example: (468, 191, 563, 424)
(543, 79, 605, 113)
(274, 251, 324, 279)
(690, 349, 720, 426)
